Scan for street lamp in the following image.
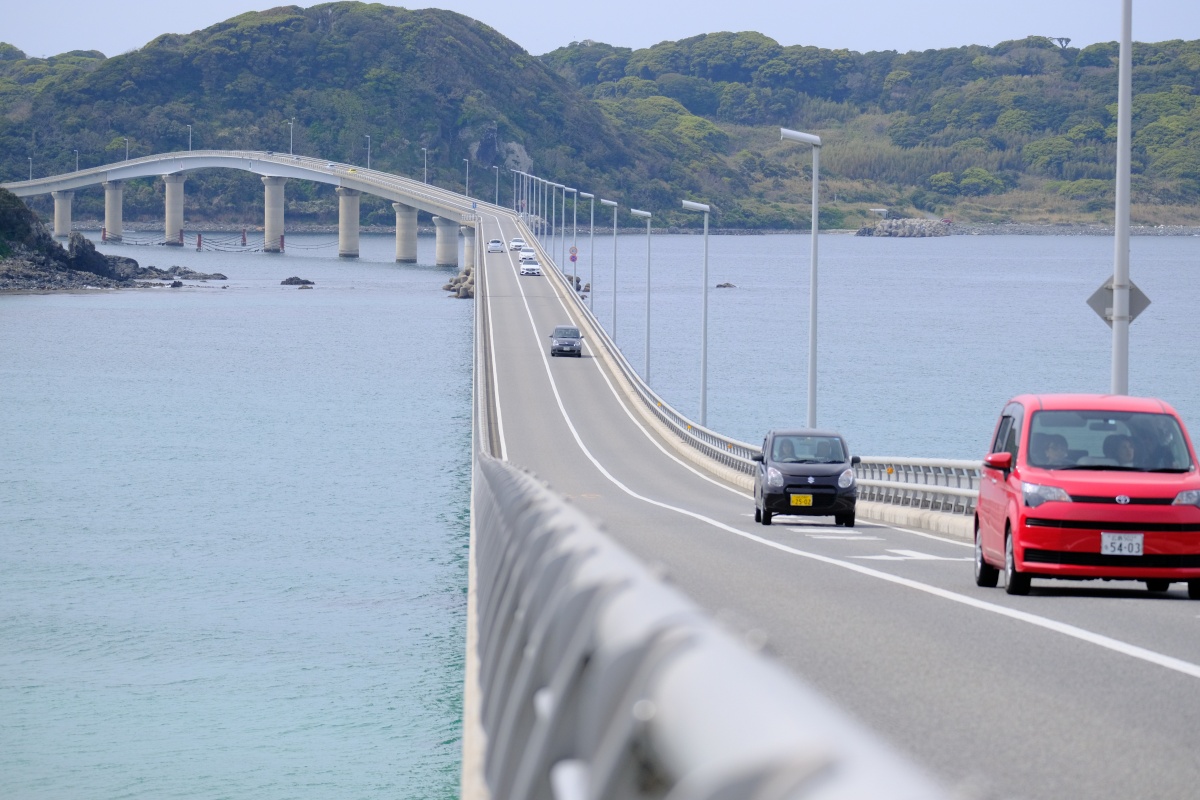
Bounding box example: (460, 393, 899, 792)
(288, 119, 294, 155)
(421, 147, 428, 183)
(580, 192, 595, 308)
(781, 127, 822, 428)
(187, 124, 192, 152)
(124, 137, 129, 161)
(1112, 0, 1133, 394)
(566, 187, 578, 283)
(631, 208, 652, 381)
(364, 135, 371, 170)
(74, 149, 79, 172)
(601, 198, 618, 337)
(682, 200, 711, 426)
(28, 157, 32, 180)
(511, 168, 518, 212)
(463, 158, 470, 198)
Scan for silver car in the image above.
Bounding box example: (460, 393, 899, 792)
(549, 325, 583, 357)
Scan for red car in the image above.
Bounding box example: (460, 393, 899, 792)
(975, 394, 1200, 597)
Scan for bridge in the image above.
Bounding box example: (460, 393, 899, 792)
(9, 156, 1200, 799)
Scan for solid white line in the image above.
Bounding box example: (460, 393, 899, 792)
(484, 208, 1200, 684)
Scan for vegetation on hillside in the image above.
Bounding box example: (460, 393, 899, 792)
(2, 5, 1199, 228)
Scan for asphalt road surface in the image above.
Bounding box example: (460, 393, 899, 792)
(473, 206, 1200, 800)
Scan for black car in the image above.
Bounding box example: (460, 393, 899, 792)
(752, 429, 860, 526)
(548, 324, 583, 357)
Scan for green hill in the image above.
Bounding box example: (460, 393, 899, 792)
(3, 5, 1199, 228)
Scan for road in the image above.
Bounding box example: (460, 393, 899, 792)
(474, 207, 1200, 800)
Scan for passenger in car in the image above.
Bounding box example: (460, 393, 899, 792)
(1103, 434, 1137, 466)
(1039, 434, 1072, 467)
(777, 438, 797, 461)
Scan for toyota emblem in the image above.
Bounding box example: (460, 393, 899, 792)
(1116, 495, 1131, 505)
(807, 477, 815, 484)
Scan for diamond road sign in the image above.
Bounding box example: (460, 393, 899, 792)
(1087, 278, 1151, 328)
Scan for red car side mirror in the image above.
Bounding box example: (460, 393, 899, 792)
(984, 452, 1013, 470)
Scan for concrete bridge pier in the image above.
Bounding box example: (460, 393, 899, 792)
(337, 187, 361, 258)
(432, 216, 459, 267)
(51, 190, 73, 238)
(393, 202, 417, 262)
(103, 181, 123, 241)
(262, 176, 287, 253)
(462, 226, 475, 271)
(163, 174, 186, 246)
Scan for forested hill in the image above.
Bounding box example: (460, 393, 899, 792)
(3, 4, 1199, 228)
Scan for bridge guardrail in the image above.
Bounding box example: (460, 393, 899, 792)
(521, 222, 982, 518)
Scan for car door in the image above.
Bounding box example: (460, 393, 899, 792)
(978, 414, 1013, 560)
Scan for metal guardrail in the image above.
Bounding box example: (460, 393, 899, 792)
(855, 458, 981, 516)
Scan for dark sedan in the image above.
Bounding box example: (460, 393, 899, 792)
(548, 325, 583, 357)
(753, 429, 860, 526)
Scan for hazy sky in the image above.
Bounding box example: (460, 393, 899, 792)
(6, 1, 1200, 59)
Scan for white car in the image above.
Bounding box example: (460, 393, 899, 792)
(519, 248, 537, 263)
(509, 237, 527, 251)
(486, 239, 504, 253)
(519, 261, 542, 276)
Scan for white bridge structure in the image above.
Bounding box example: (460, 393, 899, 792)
(2, 150, 481, 264)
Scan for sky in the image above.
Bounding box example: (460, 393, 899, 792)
(5, 0, 1200, 59)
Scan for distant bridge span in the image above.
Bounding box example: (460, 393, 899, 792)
(1, 150, 482, 262)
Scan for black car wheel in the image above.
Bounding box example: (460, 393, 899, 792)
(1189, 580, 1200, 600)
(835, 512, 855, 528)
(1004, 528, 1031, 596)
(761, 508, 772, 526)
(974, 523, 999, 588)
(754, 505, 761, 523)
(1145, 579, 1170, 593)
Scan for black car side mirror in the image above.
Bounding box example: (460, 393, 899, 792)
(851, 455, 861, 465)
(751, 453, 764, 463)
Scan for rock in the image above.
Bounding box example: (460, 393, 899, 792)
(716, 282, 736, 288)
(298, 284, 313, 290)
(170, 280, 184, 287)
(855, 219, 950, 237)
(281, 276, 314, 285)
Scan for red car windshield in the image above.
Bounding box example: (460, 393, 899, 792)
(1027, 410, 1193, 471)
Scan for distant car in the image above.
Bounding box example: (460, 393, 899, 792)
(509, 237, 527, 251)
(519, 248, 537, 263)
(487, 239, 504, 253)
(753, 429, 859, 527)
(548, 324, 583, 357)
(519, 261, 542, 276)
(976, 393, 1200, 598)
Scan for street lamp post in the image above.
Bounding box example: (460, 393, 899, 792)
(601, 198, 618, 337)
(631, 208, 652, 381)
(781, 127, 823, 428)
(464, 158, 470, 197)
(511, 169, 517, 212)
(493, 165, 499, 206)
(364, 135, 371, 170)
(74, 149, 79, 172)
(288, 119, 294, 155)
(28, 157, 32, 180)
(568, 187, 578, 282)
(187, 124, 192, 152)
(1112, 0, 1133, 394)
(563, 187, 577, 282)
(124, 137, 129, 161)
(683, 200, 711, 426)
(580, 192, 595, 308)
(421, 147, 428, 183)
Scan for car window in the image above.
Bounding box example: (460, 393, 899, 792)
(771, 435, 845, 463)
(1028, 410, 1192, 470)
(553, 327, 580, 338)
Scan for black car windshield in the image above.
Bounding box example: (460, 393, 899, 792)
(553, 328, 580, 339)
(1028, 410, 1193, 471)
(771, 435, 845, 463)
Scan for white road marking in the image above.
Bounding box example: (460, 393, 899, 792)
(485, 211, 1200, 683)
(808, 535, 885, 541)
(856, 550, 974, 562)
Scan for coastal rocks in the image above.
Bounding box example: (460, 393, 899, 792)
(281, 276, 314, 285)
(716, 282, 736, 288)
(856, 219, 950, 238)
(120, 264, 227, 281)
(443, 263, 474, 298)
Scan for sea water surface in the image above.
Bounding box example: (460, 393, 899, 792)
(3, 228, 1198, 798)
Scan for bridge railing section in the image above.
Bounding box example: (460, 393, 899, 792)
(470, 268, 948, 799)
(520, 221, 983, 518)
